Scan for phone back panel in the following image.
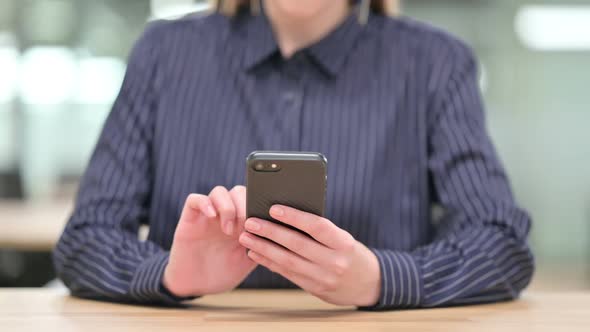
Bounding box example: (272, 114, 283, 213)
(246, 152, 327, 224)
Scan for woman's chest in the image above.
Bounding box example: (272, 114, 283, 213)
(151, 60, 430, 237)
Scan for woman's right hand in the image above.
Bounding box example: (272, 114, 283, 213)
(162, 185, 257, 297)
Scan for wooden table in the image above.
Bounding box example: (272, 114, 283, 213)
(1, 289, 588, 331)
(0, 200, 72, 251)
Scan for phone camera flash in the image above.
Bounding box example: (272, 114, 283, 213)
(271, 163, 277, 169)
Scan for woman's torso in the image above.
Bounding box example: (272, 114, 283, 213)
(145, 11, 452, 287)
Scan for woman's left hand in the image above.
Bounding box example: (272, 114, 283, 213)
(238, 205, 381, 307)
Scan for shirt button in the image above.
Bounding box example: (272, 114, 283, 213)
(283, 91, 295, 101)
(285, 67, 301, 81)
(282, 91, 300, 108)
(283, 92, 299, 104)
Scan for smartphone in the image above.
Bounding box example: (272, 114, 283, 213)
(246, 151, 327, 229)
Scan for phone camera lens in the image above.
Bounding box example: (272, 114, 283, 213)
(255, 163, 264, 170)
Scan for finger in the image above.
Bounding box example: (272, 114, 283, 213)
(247, 250, 333, 296)
(180, 193, 216, 222)
(175, 194, 216, 241)
(269, 205, 355, 250)
(244, 217, 335, 267)
(209, 186, 237, 236)
(239, 232, 334, 283)
(229, 185, 247, 234)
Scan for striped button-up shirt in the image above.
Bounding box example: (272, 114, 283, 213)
(53, 9, 534, 309)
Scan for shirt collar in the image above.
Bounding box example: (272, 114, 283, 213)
(306, 11, 365, 77)
(239, 8, 366, 77)
(240, 9, 278, 71)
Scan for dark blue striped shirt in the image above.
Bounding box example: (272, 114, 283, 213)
(53, 9, 534, 309)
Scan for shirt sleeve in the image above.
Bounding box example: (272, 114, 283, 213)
(53, 22, 191, 305)
(363, 42, 534, 310)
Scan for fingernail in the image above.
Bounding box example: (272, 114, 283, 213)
(225, 220, 234, 235)
(270, 205, 284, 216)
(240, 233, 252, 245)
(206, 205, 217, 218)
(245, 219, 261, 232)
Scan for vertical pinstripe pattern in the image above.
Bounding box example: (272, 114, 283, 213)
(53, 9, 534, 309)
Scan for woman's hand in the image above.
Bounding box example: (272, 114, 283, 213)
(238, 205, 381, 307)
(163, 186, 257, 297)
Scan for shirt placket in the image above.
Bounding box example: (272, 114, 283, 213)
(278, 53, 307, 151)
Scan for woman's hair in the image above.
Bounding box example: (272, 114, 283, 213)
(209, 0, 400, 17)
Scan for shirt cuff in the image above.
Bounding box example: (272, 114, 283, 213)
(129, 251, 196, 305)
(359, 249, 423, 310)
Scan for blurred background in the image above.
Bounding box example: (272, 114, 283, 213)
(0, 0, 588, 290)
